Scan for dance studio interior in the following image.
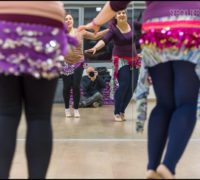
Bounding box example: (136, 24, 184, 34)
(3, 1, 200, 179)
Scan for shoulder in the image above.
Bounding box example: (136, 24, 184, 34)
(106, 26, 117, 36)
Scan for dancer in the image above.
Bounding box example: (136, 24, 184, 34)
(0, 1, 77, 179)
(84, 9, 141, 121)
(62, 13, 108, 118)
(78, 1, 200, 179)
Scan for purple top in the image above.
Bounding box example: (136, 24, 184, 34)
(102, 21, 141, 57)
(110, 1, 200, 22)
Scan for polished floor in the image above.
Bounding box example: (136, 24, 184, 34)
(10, 102, 200, 178)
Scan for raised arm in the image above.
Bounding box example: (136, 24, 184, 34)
(92, 1, 131, 25)
(83, 29, 109, 40)
(78, 1, 131, 34)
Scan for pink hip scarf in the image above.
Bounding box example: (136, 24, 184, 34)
(112, 55, 141, 79)
(140, 19, 200, 50)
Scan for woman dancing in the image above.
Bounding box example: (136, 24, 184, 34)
(84, 9, 141, 122)
(62, 13, 108, 118)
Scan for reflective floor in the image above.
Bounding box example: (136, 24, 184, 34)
(10, 141, 200, 179)
(10, 102, 200, 178)
(17, 102, 200, 139)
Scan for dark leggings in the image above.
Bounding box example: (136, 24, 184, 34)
(62, 66, 84, 109)
(0, 74, 58, 179)
(114, 65, 139, 115)
(147, 61, 200, 174)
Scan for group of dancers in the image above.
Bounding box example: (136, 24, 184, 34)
(0, 1, 199, 179)
(63, 9, 141, 122)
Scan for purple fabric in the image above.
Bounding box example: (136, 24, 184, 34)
(108, 17, 117, 28)
(110, 1, 130, 12)
(0, 20, 78, 79)
(140, 26, 200, 50)
(61, 59, 87, 76)
(143, 1, 200, 22)
(0, 14, 63, 27)
(102, 21, 141, 57)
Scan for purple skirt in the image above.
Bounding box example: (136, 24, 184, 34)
(61, 59, 87, 76)
(0, 20, 78, 79)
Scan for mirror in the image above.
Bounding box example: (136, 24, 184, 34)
(16, 2, 200, 142)
(15, 2, 149, 141)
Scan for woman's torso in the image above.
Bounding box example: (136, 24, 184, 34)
(64, 28, 84, 64)
(112, 21, 137, 57)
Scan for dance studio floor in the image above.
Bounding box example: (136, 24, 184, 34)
(10, 102, 200, 178)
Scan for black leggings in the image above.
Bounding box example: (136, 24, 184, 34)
(147, 61, 200, 174)
(0, 74, 58, 179)
(62, 66, 84, 109)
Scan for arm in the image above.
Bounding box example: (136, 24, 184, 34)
(78, 1, 131, 34)
(84, 29, 113, 54)
(94, 40, 106, 51)
(94, 1, 131, 25)
(84, 40, 105, 54)
(83, 29, 109, 40)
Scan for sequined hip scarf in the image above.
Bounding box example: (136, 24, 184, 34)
(61, 59, 87, 76)
(0, 20, 78, 79)
(112, 55, 141, 79)
(139, 20, 200, 52)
